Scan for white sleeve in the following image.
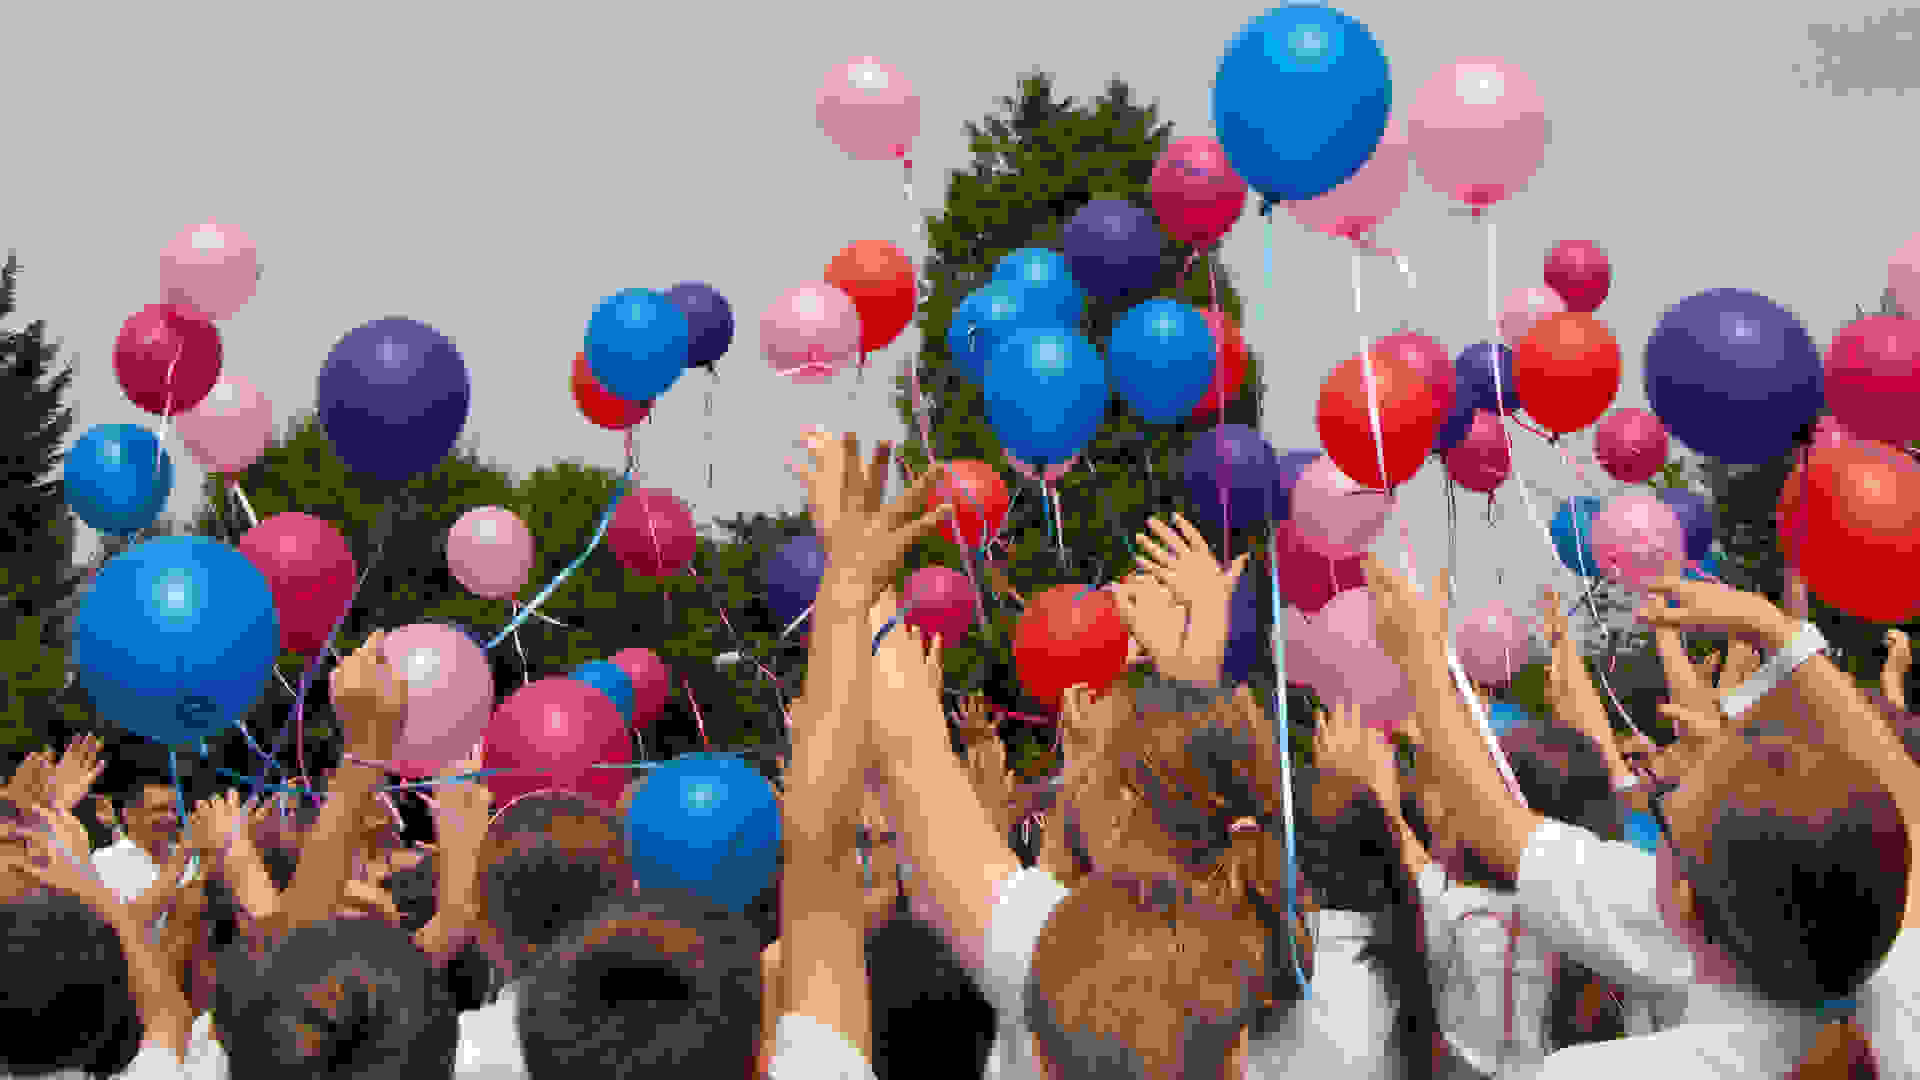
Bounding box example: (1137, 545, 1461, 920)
(977, 868, 1072, 1024)
(1862, 929, 1920, 1080)
(769, 1013, 879, 1080)
(1511, 820, 1696, 995)
(116, 1043, 193, 1079)
(454, 993, 529, 1079)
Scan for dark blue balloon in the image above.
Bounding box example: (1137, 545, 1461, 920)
(764, 535, 826, 635)
(984, 326, 1108, 466)
(1644, 289, 1823, 465)
(1212, 6, 1393, 203)
(664, 282, 734, 373)
(1222, 571, 1262, 686)
(1656, 488, 1714, 564)
(586, 289, 691, 405)
(993, 248, 1084, 325)
(1272, 450, 1322, 520)
(1458, 343, 1522, 415)
(1550, 496, 1605, 577)
(1183, 424, 1280, 532)
(1062, 200, 1165, 301)
(66, 424, 173, 537)
(626, 753, 780, 912)
(1109, 300, 1215, 423)
(1489, 703, 1531, 736)
(1682, 548, 1723, 583)
(72, 536, 279, 747)
(572, 660, 637, 728)
(319, 318, 471, 487)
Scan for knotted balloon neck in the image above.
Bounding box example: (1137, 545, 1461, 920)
(1258, 198, 1277, 219)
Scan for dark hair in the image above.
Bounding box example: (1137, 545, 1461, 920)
(866, 911, 997, 1080)
(518, 891, 761, 1080)
(1398, 795, 1506, 891)
(481, 795, 629, 969)
(0, 889, 142, 1078)
(379, 854, 501, 1011)
(72, 795, 114, 851)
(213, 916, 457, 1080)
(1498, 726, 1623, 843)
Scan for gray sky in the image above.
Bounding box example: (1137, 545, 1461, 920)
(6, 0, 1911, 631)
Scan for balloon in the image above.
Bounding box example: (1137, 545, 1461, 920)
(662, 282, 735, 374)
(761, 283, 862, 384)
(1288, 589, 1412, 736)
(159, 222, 258, 322)
(816, 57, 920, 162)
(1456, 603, 1528, 687)
(65, 424, 173, 537)
(382, 624, 495, 775)
(1498, 286, 1566, 348)
(237, 512, 356, 656)
(1512, 313, 1622, 436)
(927, 460, 1010, 549)
(1785, 439, 1920, 623)
(1593, 409, 1670, 485)
(1271, 520, 1367, 615)
(1284, 118, 1411, 245)
(1551, 496, 1605, 577)
(71, 536, 279, 746)
(1317, 346, 1445, 490)
(484, 679, 630, 798)
(903, 566, 978, 645)
(1109, 299, 1215, 423)
(1656, 488, 1715, 564)
(1212, 6, 1393, 202)
(113, 304, 222, 417)
(1589, 493, 1687, 589)
(1824, 316, 1920, 447)
(176, 374, 272, 474)
(1644, 289, 1822, 465)
(1544, 241, 1611, 314)
(992, 249, 1085, 326)
(1149, 136, 1250, 250)
(319, 318, 471, 487)
(571, 351, 653, 430)
(578, 764, 635, 816)
(1292, 455, 1392, 558)
(952, 281, 1063, 385)
(825, 240, 919, 356)
(1182, 424, 1280, 533)
(1444, 411, 1511, 494)
(764, 535, 826, 636)
(1682, 549, 1722, 584)
(1488, 703, 1531, 737)
(1455, 342, 1522, 417)
(609, 648, 672, 727)
(446, 507, 535, 601)
(1061, 200, 1164, 301)
(626, 753, 780, 913)
(1891, 233, 1920, 320)
(944, 291, 993, 384)
(1189, 309, 1251, 422)
(608, 489, 697, 577)
(1272, 449, 1323, 522)
(571, 660, 637, 730)
(587, 290, 690, 403)
(1014, 585, 1132, 708)
(1221, 572, 1262, 687)
(1377, 332, 1455, 421)
(1406, 59, 1548, 214)
(983, 327, 1107, 467)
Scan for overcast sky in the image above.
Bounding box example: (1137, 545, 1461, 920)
(6, 0, 1915, 630)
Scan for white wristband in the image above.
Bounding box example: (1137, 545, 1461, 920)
(1613, 774, 1643, 793)
(1720, 622, 1827, 719)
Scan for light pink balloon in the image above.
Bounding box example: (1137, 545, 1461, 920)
(763, 283, 862, 384)
(1890, 232, 1920, 319)
(447, 507, 535, 601)
(1593, 409, 1669, 484)
(1590, 493, 1686, 589)
(1455, 602, 1528, 687)
(610, 648, 672, 726)
(1444, 410, 1510, 494)
(1292, 455, 1392, 559)
(816, 57, 921, 162)
(1311, 588, 1413, 736)
(383, 623, 496, 776)
(176, 373, 273, 474)
(1407, 60, 1549, 213)
(1497, 285, 1566, 347)
(1285, 118, 1412, 246)
(1150, 136, 1250, 250)
(160, 222, 259, 321)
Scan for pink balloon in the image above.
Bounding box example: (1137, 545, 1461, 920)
(1590, 493, 1686, 589)
(1825, 316, 1920, 447)
(237, 513, 357, 656)
(762, 283, 862, 384)
(1407, 60, 1549, 214)
(816, 57, 921, 162)
(608, 489, 697, 578)
(1271, 522, 1367, 616)
(176, 374, 273, 474)
(1444, 410, 1510, 494)
(1150, 136, 1250, 250)
(610, 648, 671, 726)
(160, 222, 259, 322)
(1890, 233, 1920, 320)
(382, 623, 495, 776)
(1497, 285, 1566, 347)
(483, 678, 630, 800)
(1285, 118, 1412, 246)
(447, 506, 535, 601)
(1292, 456, 1392, 559)
(1593, 409, 1670, 484)
(903, 566, 978, 645)
(1290, 589, 1413, 736)
(1455, 602, 1528, 687)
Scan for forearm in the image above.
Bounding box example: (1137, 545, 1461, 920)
(221, 837, 281, 920)
(1555, 641, 1635, 786)
(1175, 594, 1233, 686)
(104, 905, 194, 1053)
(1761, 620, 1920, 806)
(1385, 806, 1431, 877)
(1655, 629, 1715, 715)
(279, 764, 380, 930)
(1401, 643, 1540, 880)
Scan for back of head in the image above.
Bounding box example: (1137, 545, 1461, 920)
(214, 916, 456, 1080)
(866, 911, 997, 1080)
(518, 890, 760, 1080)
(482, 794, 630, 968)
(0, 887, 141, 1078)
(1498, 724, 1622, 841)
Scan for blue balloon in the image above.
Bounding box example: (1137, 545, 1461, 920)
(72, 536, 279, 747)
(586, 289, 691, 405)
(1272, 450, 1322, 520)
(1183, 424, 1280, 533)
(319, 318, 471, 487)
(65, 424, 173, 537)
(1624, 809, 1661, 854)
(1212, 5, 1393, 203)
(1657, 488, 1714, 564)
(984, 327, 1108, 466)
(1222, 572, 1262, 687)
(572, 660, 637, 729)
(626, 753, 780, 913)
(1551, 496, 1605, 577)
(948, 283, 1061, 384)
(1644, 289, 1823, 465)
(663, 282, 734, 374)
(993, 248, 1085, 325)
(1683, 549, 1723, 583)
(764, 535, 826, 635)
(1109, 300, 1216, 424)
(1488, 703, 1530, 736)
(1062, 201, 1165, 301)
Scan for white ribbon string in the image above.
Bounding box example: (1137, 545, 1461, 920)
(1355, 254, 1392, 498)
(230, 481, 261, 529)
(1395, 253, 1417, 291)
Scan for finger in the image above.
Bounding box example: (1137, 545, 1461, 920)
(1144, 518, 1186, 558)
(1227, 553, 1250, 583)
(885, 466, 946, 530)
(864, 441, 894, 514)
(1171, 514, 1214, 556)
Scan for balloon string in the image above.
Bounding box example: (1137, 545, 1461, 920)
(1354, 253, 1392, 498)
(1206, 250, 1225, 422)
(227, 477, 261, 529)
(682, 677, 710, 750)
(487, 461, 633, 651)
(1044, 479, 1064, 563)
(290, 494, 399, 790)
(1261, 212, 1275, 439)
(692, 560, 793, 730)
(508, 596, 530, 688)
(168, 746, 188, 839)
(779, 604, 814, 641)
(1486, 219, 1499, 330)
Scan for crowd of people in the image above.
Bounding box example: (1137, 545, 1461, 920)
(3, 427, 1918, 1079)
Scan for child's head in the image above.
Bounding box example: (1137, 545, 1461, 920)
(0, 882, 142, 1078)
(480, 794, 630, 975)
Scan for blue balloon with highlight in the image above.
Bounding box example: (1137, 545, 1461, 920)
(984, 326, 1108, 466)
(993, 248, 1085, 325)
(1109, 300, 1216, 423)
(1551, 496, 1605, 577)
(65, 423, 173, 537)
(571, 661, 637, 729)
(586, 289, 691, 405)
(1488, 703, 1530, 736)
(626, 753, 781, 913)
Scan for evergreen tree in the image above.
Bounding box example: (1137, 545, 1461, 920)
(0, 252, 77, 623)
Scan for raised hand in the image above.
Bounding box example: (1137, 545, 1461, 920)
(793, 431, 952, 596)
(6, 750, 54, 809)
(1639, 577, 1793, 646)
(47, 735, 105, 814)
(1314, 701, 1399, 808)
(330, 631, 406, 764)
(1361, 558, 1451, 670)
(1133, 513, 1249, 613)
(1110, 575, 1191, 676)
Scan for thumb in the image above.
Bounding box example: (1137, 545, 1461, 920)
(1227, 553, 1250, 583)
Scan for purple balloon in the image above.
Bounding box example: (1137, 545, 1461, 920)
(1272, 449, 1322, 521)
(1644, 289, 1822, 466)
(1655, 488, 1714, 564)
(1221, 571, 1261, 686)
(1182, 424, 1280, 533)
(763, 535, 825, 634)
(664, 282, 735, 373)
(1062, 200, 1165, 301)
(1457, 342, 1522, 416)
(318, 318, 471, 487)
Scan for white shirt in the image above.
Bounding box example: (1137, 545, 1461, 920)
(455, 981, 528, 1078)
(1246, 909, 1400, 1080)
(1417, 864, 1555, 1076)
(769, 1013, 879, 1080)
(92, 833, 161, 905)
(182, 1013, 226, 1080)
(976, 868, 1072, 1080)
(1861, 930, 1920, 1080)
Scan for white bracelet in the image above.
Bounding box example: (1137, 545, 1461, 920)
(1612, 774, 1643, 793)
(1720, 622, 1827, 720)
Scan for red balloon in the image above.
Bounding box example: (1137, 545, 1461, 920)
(927, 460, 1009, 550)
(1542, 241, 1612, 314)
(1270, 521, 1367, 615)
(609, 489, 697, 577)
(1824, 316, 1920, 447)
(576, 764, 634, 814)
(1013, 585, 1131, 709)
(237, 512, 357, 656)
(1593, 408, 1669, 484)
(1189, 309, 1250, 422)
(483, 678, 630, 805)
(1511, 313, 1622, 436)
(903, 566, 978, 645)
(1316, 346, 1445, 490)
(113, 303, 222, 416)
(1779, 440, 1920, 623)
(1443, 410, 1511, 494)
(571, 352, 652, 430)
(1374, 331, 1455, 419)
(824, 240, 918, 356)
(609, 647, 671, 727)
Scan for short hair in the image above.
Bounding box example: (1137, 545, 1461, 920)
(518, 891, 761, 1080)
(0, 888, 142, 1078)
(1499, 724, 1623, 842)
(866, 911, 997, 1080)
(481, 795, 629, 968)
(378, 854, 500, 1011)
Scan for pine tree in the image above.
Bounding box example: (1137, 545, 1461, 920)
(0, 252, 78, 623)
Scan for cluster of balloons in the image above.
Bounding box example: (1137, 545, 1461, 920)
(584, 282, 733, 417)
(763, 241, 916, 384)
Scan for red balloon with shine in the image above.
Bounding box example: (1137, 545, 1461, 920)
(572, 352, 652, 430)
(1778, 439, 1920, 623)
(1014, 585, 1131, 708)
(1190, 309, 1250, 422)
(825, 240, 918, 356)
(114, 303, 223, 416)
(1512, 313, 1621, 436)
(1316, 345, 1445, 490)
(926, 460, 1009, 550)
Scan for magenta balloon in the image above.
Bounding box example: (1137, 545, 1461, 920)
(1150, 136, 1250, 250)
(1590, 493, 1686, 589)
(483, 678, 629, 798)
(610, 648, 672, 725)
(382, 623, 495, 776)
(1292, 455, 1392, 559)
(1444, 410, 1511, 494)
(1825, 316, 1920, 447)
(902, 566, 977, 644)
(1455, 602, 1528, 687)
(609, 489, 697, 577)
(1592, 408, 1670, 484)
(1271, 521, 1367, 616)
(237, 513, 357, 656)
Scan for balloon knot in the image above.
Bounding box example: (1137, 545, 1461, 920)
(1258, 198, 1276, 219)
